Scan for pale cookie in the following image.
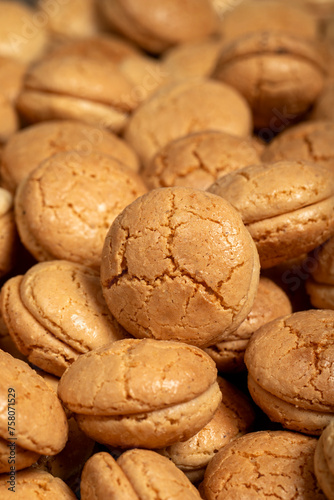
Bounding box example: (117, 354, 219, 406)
(202, 431, 325, 499)
(101, 187, 260, 348)
(205, 277, 292, 372)
(81, 450, 201, 499)
(0, 469, 76, 499)
(1, 120, 140, 193)
(99, 0, 219, 54)
(314, 421, 334, 499)
(0, 350, 68, 472)
(157, 377, 255, 483)
(208, 161, 334, 268)
(125, 79, 253, 167)
(0, 260, 126, 376)
(58, 338, 222, 449)
(245, 310, 334, 435)
(143, 131, 260, 191)
(14, 151, 147, 270)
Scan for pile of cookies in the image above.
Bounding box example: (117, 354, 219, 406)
(0, 0, 334, 497)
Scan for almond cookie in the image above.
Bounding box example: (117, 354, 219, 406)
(125, 79, 253, 167)
(99, 0, 219, 54)
(205, 277, 292, 372)
(310, 81, 334, 122)
(17, 54, 137, 133)
(0, 260, 127, 376)
(245, 309, 334, 435)
(208, 161, 334, 268)
(202, 430, 325, 499)
(0, 188, 18, 279)
(214, 32, 326, 128)
(1, 120, 139, 193)
(314, 420, 334, 499)
(101, 187, 260, 348)
(262, 121, 334, 173)
(0, 56, 25, 104)
(0, 469, 76, 499)
(306, 237, 334, 309)
(143, 131, 260, 191)
(157, 377, 255, 483)
(81, 449, 201, 499)
(0, 350, 68, 473)
(58, 338, 222, 448)
(14, 151, 147, 270)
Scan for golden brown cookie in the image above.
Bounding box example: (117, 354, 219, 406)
(0, 260, 127, 376)
(125, 79, 253, 167)
(0, 56, 25, 104)
(14, 151, 147, 270)
(0, 469, 76, 499)
(58, 338, 222, 449)
(17, 55, 137, 133)
(0, 188, 18, 279)
(306, 237, 334, 309)
(202, 431, 325, 499)
(81, 450, 201, 499)
(101, 187, 260, 348)
(99, 0, 219, 54)
(208, 161, 334, 268)
(143, 131, 260, 191)
(245, 309, 334, 435)
(214, 32, 326, 128)
(0, 350, 68, 473)
(1, 120, 139, 193)
(310, 81, 334, 122)
(157, 377, 255, 483)
(205, 277, 292, 372)
(0, 96, 18, 145)
(314, 420, 334, 499)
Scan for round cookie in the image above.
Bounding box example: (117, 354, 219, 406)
(0, 260, 127, 376)
(143, 131, 260, 191)
(0, 350, 68, 472)
(0, 1, 48, 64)
(202, 431, 325, 499)
(99, 0, 219, 54)
(262, 121, 334, 173)
(81, 450, 201, 499)
(157, 377, 255, 483)
(0, 188, 18, 279)
(306, 236, 334, 309)
(0, 469, 76, 499)
(17, 54, 137, 133)
(125, 79, 253, 167)
(208, 161, 334, 268)
(214, 32, 326, 128)
(245, 309, 334, 435)
(14, 151, 147, 270)
(58, 338, 222, 449)
(1, 120, 140, 193)
(101, 187, 260, 348)
(205, 277, 292, 372)
(314, 420, 334, 499)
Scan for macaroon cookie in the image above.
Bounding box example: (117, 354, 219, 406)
(157, 377, 255, 483)
(306, 236, 334, 309)
(101, 187, 260, 348)
(17, 54, 137, 133)
(0, 260, 127, 376)
(99, 0, 219, 54)
(202, 431, 325, 499)
(310, 81, 334, 122)
(0, 120, 140, 193)
(14, 151, 147, 270)
(0, 1, 48, 64)
(205, 277, 292, 372)
(0, 188, 18, 279)
(262, 121, 334, 173)
(0, 56, 25, 104)
(143, 131, 260, 191)
(125, 79, 253, 167)
(314, 420, 334, 499)
(245, 309, 334, 435)
(81, 449, 201, 499)
(58, 338, 222, 449)
(0, 469, 76, 499)
(214, 32, 326, 128)
(0, 350, 68, 472)
(208, 161, 334, 268)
